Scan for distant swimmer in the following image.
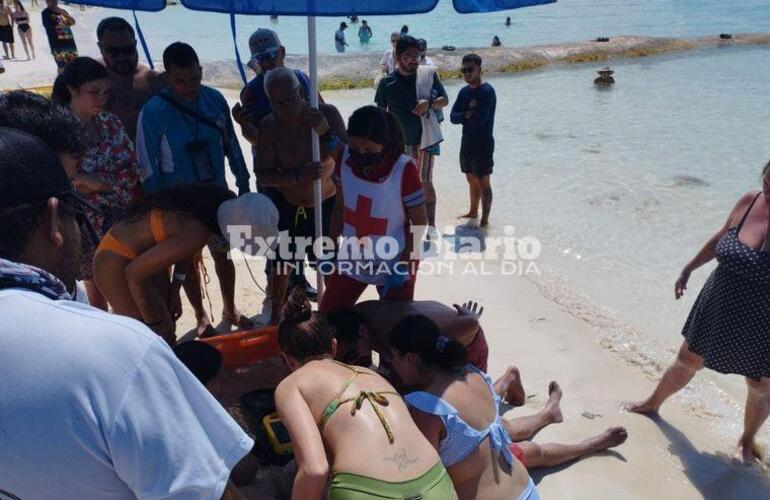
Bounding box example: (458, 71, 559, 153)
(270, 14, 278, 21)
(400, 24, 409, 36)
(491, 36, 501, 47)
(358, 19, 372, 44)
(334, 21, 348, 53)
(348, 15, 359, 23)
(505, 16, 511, 26)
(594, 66, 615, 86)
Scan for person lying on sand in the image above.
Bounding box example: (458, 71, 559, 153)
(327, 299, 494, 378)
(93, 184, 277, 344)
(390, 315, 628, 497)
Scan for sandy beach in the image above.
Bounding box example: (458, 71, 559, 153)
(3, 5, 770, 498)
(160, 89, 769, 498)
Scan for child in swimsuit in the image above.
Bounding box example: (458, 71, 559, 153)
(275, 288, 457, 499)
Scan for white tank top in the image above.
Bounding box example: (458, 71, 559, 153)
(338, 147, 411, 285)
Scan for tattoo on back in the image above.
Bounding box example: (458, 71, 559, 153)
(383, 448, 419, 471)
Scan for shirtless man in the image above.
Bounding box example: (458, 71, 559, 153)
(0, 1, 15, 60)
(257, 67, 347, 324)
(327, 299, 526, 404)
(97, 17, 165, 141)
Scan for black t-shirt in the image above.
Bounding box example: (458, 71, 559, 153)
(375, 71, 447, 146)
(41, 8, 77, 52)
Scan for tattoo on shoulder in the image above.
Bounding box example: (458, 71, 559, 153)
(383, 448, 419, 472)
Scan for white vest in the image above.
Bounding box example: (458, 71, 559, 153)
(339, 147, 411, 285)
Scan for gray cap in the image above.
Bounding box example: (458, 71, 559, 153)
(248, 28, 281, 66)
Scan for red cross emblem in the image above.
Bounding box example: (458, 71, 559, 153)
(345, 195, 388, 238)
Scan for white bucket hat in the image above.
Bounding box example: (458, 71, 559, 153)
(217, 193, 279, 256)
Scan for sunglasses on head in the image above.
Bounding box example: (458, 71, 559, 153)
(103, 45, 135, 56)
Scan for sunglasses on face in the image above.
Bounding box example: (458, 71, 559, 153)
(102, 45, 136, 57)
(460, 67, 475, 74)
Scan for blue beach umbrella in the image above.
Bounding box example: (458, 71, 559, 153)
(75, 0, 556, 301)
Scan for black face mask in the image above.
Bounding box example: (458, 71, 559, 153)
(349, 149, 382, 168)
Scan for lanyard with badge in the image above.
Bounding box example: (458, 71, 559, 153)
(159, 93, 218, 183)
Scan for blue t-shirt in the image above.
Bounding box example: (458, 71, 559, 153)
(450, 82, 497, 151)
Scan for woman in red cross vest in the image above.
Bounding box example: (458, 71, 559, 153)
(321, 106, 428, 313)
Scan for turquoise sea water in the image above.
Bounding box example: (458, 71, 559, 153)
(100, 0, 770, 61)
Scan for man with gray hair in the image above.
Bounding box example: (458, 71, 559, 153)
(257, 67, 347, 324)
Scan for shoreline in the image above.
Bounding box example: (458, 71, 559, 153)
(206, 33, 770, 91)
(3, 24, 770, 91)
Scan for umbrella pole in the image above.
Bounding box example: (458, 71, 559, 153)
(307, 16, 325, 302)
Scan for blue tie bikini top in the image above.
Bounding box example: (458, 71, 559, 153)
(404, 365, 515, 468)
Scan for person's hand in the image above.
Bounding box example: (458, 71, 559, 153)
(231, 102, 254, 127)
(73, 173, 110, 194)
(453, 300, 484, 319)
(412, 99, 430, 117)
(468, 99, 479, 110)
(302, 109, 330, 136)
(169, 290, 183, 321)
(464, 110, 475, 120)
(675, 271, 690, 300)
(297, 162, 322, 183)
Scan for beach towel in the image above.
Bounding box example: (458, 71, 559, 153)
(416, 65, 443, 151)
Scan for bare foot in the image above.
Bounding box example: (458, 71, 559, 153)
(494, 366, 526, 406)
(480, 218, 489, 228)
(737, 439, 765, 467)
(545, 381, 564, 424)
(196, 315, 213, 337)
(458, 212, 478, 219)
(584, 426, 629, 454)
(622, 400, 660, 415)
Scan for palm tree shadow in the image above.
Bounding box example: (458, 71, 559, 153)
(529, 450, 627, 485)
(642, 414, 770, 500)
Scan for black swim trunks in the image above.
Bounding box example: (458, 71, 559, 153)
(0, 24, 14, 44)
(265, 187, 335, 272)
(460, 140, 494, 178)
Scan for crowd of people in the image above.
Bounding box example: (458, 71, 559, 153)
(1, 11, 768, 500)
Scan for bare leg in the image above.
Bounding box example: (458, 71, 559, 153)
(424, 180, 437, 228)
(211, 247, 247, 328)
(83, 279, 108, 311)
(269, 263, 291, 325)
(503, 382, 563, 441)
(479, 175, 492, 227)
(460, 174, 480, 218)
(519, 427, 628, 468)
(738, 377, 770, 465)
(624, 341, 704, 414)
(2, 42, 8, 59)
(494, 366, 526, 406)
(18, 30, 30, 60)
(183, 262, 213, 336)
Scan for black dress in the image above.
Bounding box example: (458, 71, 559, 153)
(682, 193, 770, 380)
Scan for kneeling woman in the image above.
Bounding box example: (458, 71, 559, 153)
(275, 289, 456, 499)
(390, 315, 539, 500)
(93, 183, 277, 344)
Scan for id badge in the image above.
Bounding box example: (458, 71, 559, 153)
(185, 139, 216, 182)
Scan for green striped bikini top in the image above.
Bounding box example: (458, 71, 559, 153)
(317, 360, 400, 444)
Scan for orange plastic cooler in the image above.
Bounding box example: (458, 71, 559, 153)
(200, 326, 281, 368)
